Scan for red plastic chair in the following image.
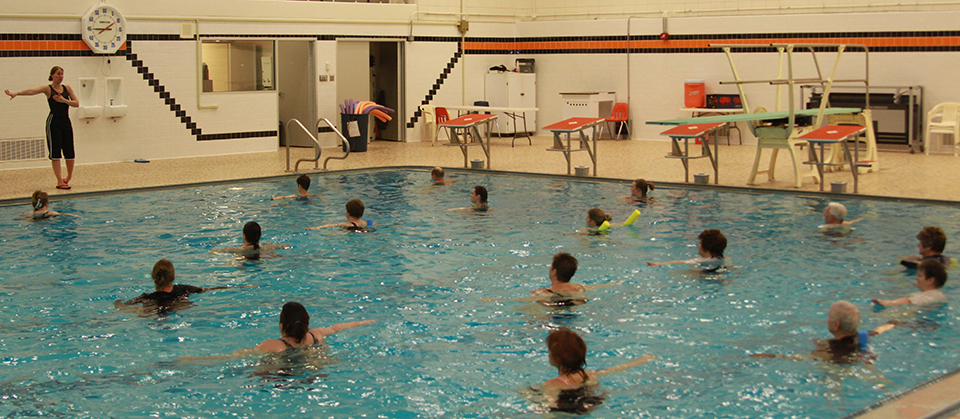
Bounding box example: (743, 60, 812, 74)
(433, 107, 450, 145)
(605, 102, 630, 140)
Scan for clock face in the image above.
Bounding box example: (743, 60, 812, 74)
(82, 4, 126, 54)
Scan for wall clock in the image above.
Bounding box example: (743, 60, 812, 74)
(82, 3, 126, 54)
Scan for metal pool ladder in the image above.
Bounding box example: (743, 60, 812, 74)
(284, 118, 350, 172)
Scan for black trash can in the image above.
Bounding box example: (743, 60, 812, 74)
(341, 114, 369, 152)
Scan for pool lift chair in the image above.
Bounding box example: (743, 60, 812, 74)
(284, 117, 351, 173)
(715, 43, 872, 188)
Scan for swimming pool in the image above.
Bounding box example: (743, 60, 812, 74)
(1, 168, 957, 418)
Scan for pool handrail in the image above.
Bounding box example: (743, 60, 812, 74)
(284, 118, 350, 172)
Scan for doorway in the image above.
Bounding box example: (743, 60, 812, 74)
(277, 40, 315, 147)
(336, 40, 404, 143)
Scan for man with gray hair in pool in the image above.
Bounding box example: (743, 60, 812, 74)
(821, 202, 863, 229)
(752, 300, 896, 363)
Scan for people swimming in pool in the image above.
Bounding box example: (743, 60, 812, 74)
(115, 258, 255, 310)
(820, 202, 863, 229)
(21, 190, 78, 220)
(648, 229, 729, 272)
(448, 185, 489, 211)
(873, 259, 948, 307)
(752, 300, 896, 364)
(430, 166, 455, 185)
(307, 198, 368, 231)
(272, 174, 313, 200)
(619, 178, 655, 203)
(899, 226, 950, 269)
(177, 301, 376, 360)
(578, 208, 613, 233)
(215, 221, 291, 258)
(482, 253, 615, 306)
(530, 327, 655, 414)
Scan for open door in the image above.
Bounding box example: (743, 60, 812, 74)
(277, 40, 315, 147)
(337, 40, 405, 143)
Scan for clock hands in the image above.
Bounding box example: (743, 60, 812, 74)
(98, 22, 116, 35)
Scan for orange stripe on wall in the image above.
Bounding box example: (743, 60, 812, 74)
(0, 40, 126, 52)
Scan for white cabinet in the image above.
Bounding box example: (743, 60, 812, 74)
(484, 72, 536, 134)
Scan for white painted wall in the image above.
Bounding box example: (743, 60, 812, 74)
(2, 0, 959, 171)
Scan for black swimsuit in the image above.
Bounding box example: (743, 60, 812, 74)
(280, 331, 321, 348)
(45, 84, 75, 160)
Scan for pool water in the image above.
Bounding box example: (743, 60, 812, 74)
(1, 169, 957, 418)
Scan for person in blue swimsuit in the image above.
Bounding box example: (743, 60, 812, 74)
(177, 302, 376, 360)
(6, 66, 79, 190)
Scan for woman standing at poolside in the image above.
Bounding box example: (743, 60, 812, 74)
(6, 66, 79, 190)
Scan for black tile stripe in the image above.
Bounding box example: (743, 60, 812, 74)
(407, 48, 461, 128)
(123, 40, 277, 142)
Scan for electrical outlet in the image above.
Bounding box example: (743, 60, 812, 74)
(319, 75, 328, 82)
(329, 75, 335, 82)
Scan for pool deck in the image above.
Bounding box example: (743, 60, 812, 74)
(1, 136, 959, 418)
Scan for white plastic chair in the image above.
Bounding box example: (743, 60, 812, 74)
(420, 105, 437, 142)
(924, 102, 960, 155)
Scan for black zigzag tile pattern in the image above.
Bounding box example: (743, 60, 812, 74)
(406, 48, 462, 129)
(125, 41, 278, 141)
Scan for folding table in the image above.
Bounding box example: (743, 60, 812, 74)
(800, 125, 868, 193)
(543, 117, 606, 176)
(659, 122, 725, 184)
(438, 113, 498, 169)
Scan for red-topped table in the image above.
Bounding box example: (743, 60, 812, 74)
(438, 113, 498, 169)
(800, 124, 868, 193)
(659, 122, 725, 184)
(543, 117, 606, 176)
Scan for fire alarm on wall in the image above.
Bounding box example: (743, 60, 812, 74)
(660, 32, 670, 41)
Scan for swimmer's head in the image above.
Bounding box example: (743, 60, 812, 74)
(917, 226, 947, 253)
(152, 259, 175, 290)
(48, 66, 63, 81)
(296, 175, 311, 192)
(551, 252, 578, 283)
(31, 190, 48, 211)
(918, 259, 948, 288)
(825, 202, 847, 223)
(471, 186, 488, 206)
(243, 222, 262, 250)
(828, 300, 860, 337)
(632, 179, 655, 198)
(586, 208, 612, 227)
(346, 199, 364, 219)
(431, 166, 445, 181)
(279, 302, 310, 342)
(546, 327, 587, 379)
(698, 229, 727, 258)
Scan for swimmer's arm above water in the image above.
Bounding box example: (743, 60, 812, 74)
(870, 297, 911, 307)
(647, 260, 685, 267)
(201, 284, 258, 292)
(595, 355, 657, 376)
(306, 223, 344, 230)
(311, 319, 377, 337)
(272, 194, 299, 200)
